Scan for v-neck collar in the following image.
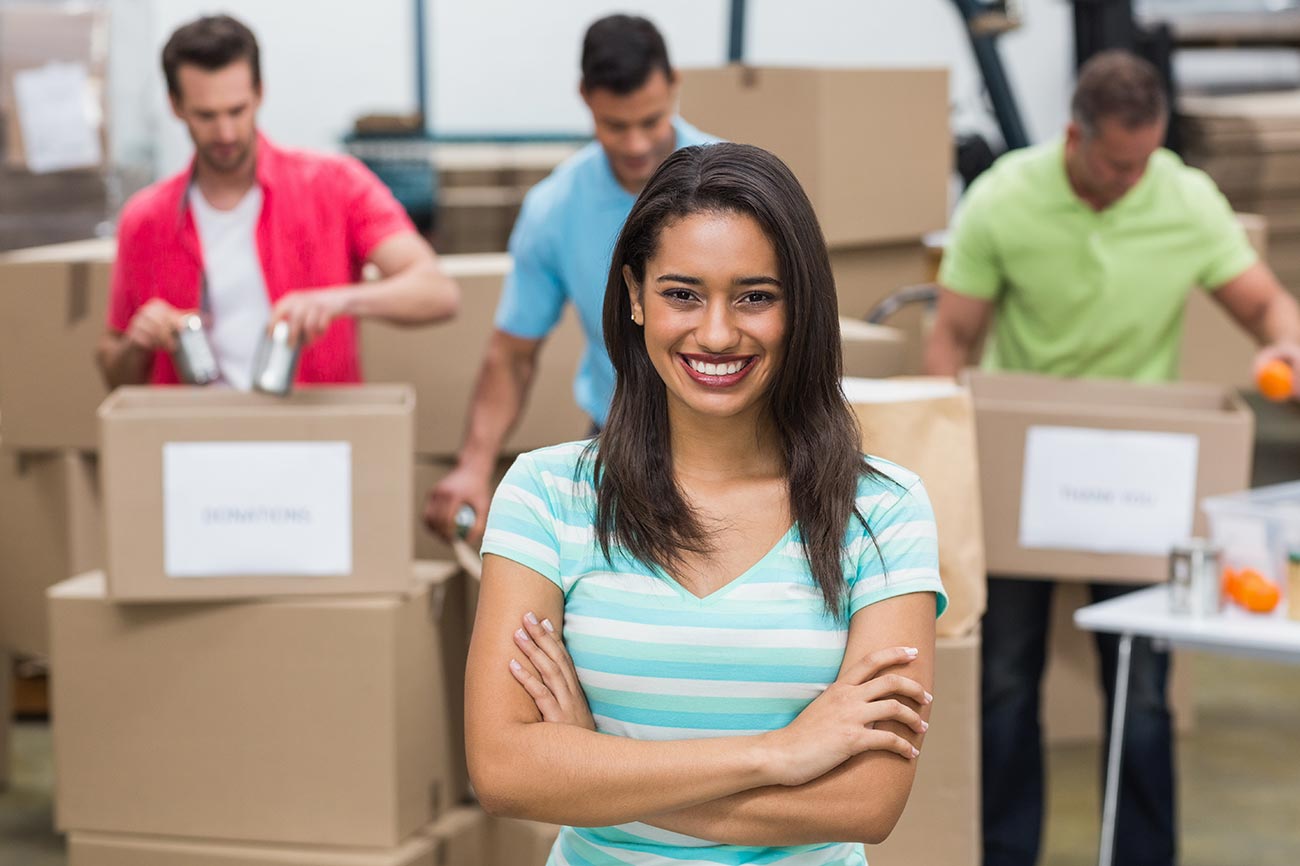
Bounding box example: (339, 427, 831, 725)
(650, 522, 799, 606)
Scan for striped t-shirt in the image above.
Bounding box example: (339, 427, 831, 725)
(481, 440, 948, 866)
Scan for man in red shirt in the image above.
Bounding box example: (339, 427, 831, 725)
(97, 14, 458, 388)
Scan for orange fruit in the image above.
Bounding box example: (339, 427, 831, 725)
(1226, 568, 1281, 613)
(1257, 359, 1294, 402)
(1239, 577, 1281, 614)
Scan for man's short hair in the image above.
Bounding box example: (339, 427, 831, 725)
(1071, 50, 1168, 136)
(581, 14, 673, 95)
(162, 14, 261, 101)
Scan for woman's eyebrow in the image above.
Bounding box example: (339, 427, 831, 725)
(654, 274, 781, 287)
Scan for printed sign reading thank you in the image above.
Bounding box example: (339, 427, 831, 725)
(163, 441, 352, 577)
(1019, 426, 1199, 556)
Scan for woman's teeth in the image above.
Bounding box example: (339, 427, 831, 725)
(687, 358, 746, 376)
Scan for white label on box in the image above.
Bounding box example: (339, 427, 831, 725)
(12, 62, 102, 173)
(163, 442, 352, 577)
(1019, 426, 1199, 555)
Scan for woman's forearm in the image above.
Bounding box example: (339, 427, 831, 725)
(640, 749, 919, 846)
(469, 722, 776, 826)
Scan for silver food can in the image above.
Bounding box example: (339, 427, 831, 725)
(173, 313, 221, 385)
(251, 320, 301, 396)
(1169, 539, 1222, 617)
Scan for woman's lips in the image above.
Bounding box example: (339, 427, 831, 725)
(678, 355, 757, 387)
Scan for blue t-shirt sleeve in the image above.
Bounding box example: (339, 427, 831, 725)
(494, 192, 567, 340)
(848, 474, 948, 619)
(480, 454, 563, 588)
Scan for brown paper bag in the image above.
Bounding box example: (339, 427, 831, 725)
(846, 377, 986, 637)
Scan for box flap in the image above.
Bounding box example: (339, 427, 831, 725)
(99, 384, 415, 420)
(962, 369, 1239, 416)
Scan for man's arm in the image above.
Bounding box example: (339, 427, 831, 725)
(424, 329, 544, 542)
(1211, 261, 1300, 389)
(272, 233, 459, 345)
(923, 287, 994, 377)
(95, 298, 187, 389)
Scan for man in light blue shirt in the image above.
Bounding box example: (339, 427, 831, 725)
(425, 14, 715, 542)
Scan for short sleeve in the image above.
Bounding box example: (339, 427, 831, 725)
(480, 454, 563, 588)
(849, 477, 948, 620)
(108, 205, 145, 332)
(1188, 172, 1258, 290)
(938, 178, 1003, 301)
(336, 156, 417, 266)
(494, 191, 566, 340)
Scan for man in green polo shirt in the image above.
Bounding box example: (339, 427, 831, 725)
(926, 51, 1300, 866)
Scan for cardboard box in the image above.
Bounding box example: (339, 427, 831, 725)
(361, 254, 591, 458)
(1, 651, 10, 789)
(0, 239, 113, 451)
(1042, 583, 1194, 744)
(0, 4, 109, 171)
(487, 817, 560, 866)
(98, 386, 414, 601)
(49, 563, 461, 846)
(434, 187, 524, 255)
(831, 242, 933, 374)
(840, 319, 906, 379)
(867, 632, 979, 866)
(679, 67, 950, 247)
(426, 807, 490, 866)
(67, 829, 440, 866)
(0, 449, 101, 657)
(966, 371, 1254, 583)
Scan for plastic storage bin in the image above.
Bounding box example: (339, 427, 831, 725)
(1202, 481, 1300, 589)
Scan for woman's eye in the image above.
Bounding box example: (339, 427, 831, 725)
(663, 289, 696, 302)
(742, 292, 775, 304)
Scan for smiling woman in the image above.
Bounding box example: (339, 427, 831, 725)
(465, 143, 948, 866)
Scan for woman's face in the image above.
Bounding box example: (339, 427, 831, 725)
(627, 210, 787, 424)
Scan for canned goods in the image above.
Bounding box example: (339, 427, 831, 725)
(1168, 539, 1222, 617)
(173, 313, 221, 385)
(250, 320, 301, 396)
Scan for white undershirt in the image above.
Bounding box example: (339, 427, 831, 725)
(188, 184, 271, 390)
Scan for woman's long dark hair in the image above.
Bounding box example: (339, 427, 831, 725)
(585, 142, 885, 616)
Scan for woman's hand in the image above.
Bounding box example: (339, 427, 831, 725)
(761, 646, 933, 788)
(508, 611, 596, 731)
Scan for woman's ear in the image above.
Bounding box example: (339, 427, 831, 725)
(623, 265, 644, 326)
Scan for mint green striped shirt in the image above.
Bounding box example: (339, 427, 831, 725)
(481, 441, 948, 866)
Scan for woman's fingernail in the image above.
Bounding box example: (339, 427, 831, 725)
(509, 659, 522, 672)
(921, 720, 929, 732)
(911, 746, 920, 759)
(525, 611, 539, 626)
(541, 618, 555, 633)
(924, 691, 934, 704)
(904, 647, 919, 658)
(515, 628, 530, 642)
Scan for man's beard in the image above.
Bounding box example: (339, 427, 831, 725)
(199, 140, 252, 175)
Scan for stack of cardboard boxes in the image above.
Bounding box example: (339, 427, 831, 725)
(432, 144, 577, 254)
(0, 240, 112, 662)
(1183, 92, 1300, 293)
(44, 384, 491, 865)
(0, 3, 112, 252)
(680, 66, 951, 372)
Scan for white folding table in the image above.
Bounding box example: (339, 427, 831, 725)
(1074, 584, 1300, 866)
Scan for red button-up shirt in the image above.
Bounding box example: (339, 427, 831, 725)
(109, 133, 415, 384)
